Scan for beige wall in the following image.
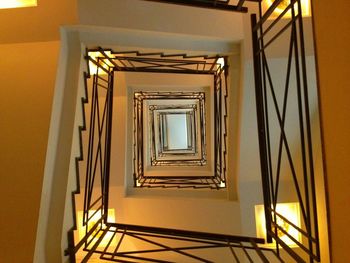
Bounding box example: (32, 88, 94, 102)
(78, 0, 244, 41)
(0, 0, 77, 44)
(0, 0, 76, 260)
(312, 0, 350, 262)
(0, 41, 60, 262)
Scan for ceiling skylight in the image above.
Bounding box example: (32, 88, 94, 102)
(0, 0, 37, 9)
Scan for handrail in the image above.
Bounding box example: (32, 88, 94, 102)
(110, 222, 266, 244)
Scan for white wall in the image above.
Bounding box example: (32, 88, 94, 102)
(78, 0, 244, 41)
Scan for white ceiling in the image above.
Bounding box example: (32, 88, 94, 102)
(78, 0, 245, 41)
(0, 0, 314, 59)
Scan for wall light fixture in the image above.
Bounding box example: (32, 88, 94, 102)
(77, 209, 116, 248)
(255, 202, 302, 247)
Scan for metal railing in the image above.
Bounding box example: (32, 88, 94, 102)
(251, 0, 320, 261)
(75, 223, 283, 262)
(66, 47, 284, 262)
(65, 0, 323, 261)
(65, 50, 115, 262)
(84, 48, 229, 189)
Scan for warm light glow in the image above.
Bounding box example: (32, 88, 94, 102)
(88, 51, 114, 75)
(77, 209, 116, 247)
(255, 202, 302, 247)
(0, 0, 37, 9)
(217, 57, 225, 69)
(264, 0, 311, 19)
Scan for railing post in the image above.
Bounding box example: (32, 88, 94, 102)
(251, 13, 273, 243)
(103, 71, 114, 222)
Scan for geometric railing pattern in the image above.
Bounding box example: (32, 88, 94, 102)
(251, 0, 320, 262)
(73, 223, 283, 262)
(66, 47, 283, 262)
(64, 0, 324, 262)
(65, 50, 115, 262)
(84, 47, 229, 189)
(133, 91, 215, 188)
